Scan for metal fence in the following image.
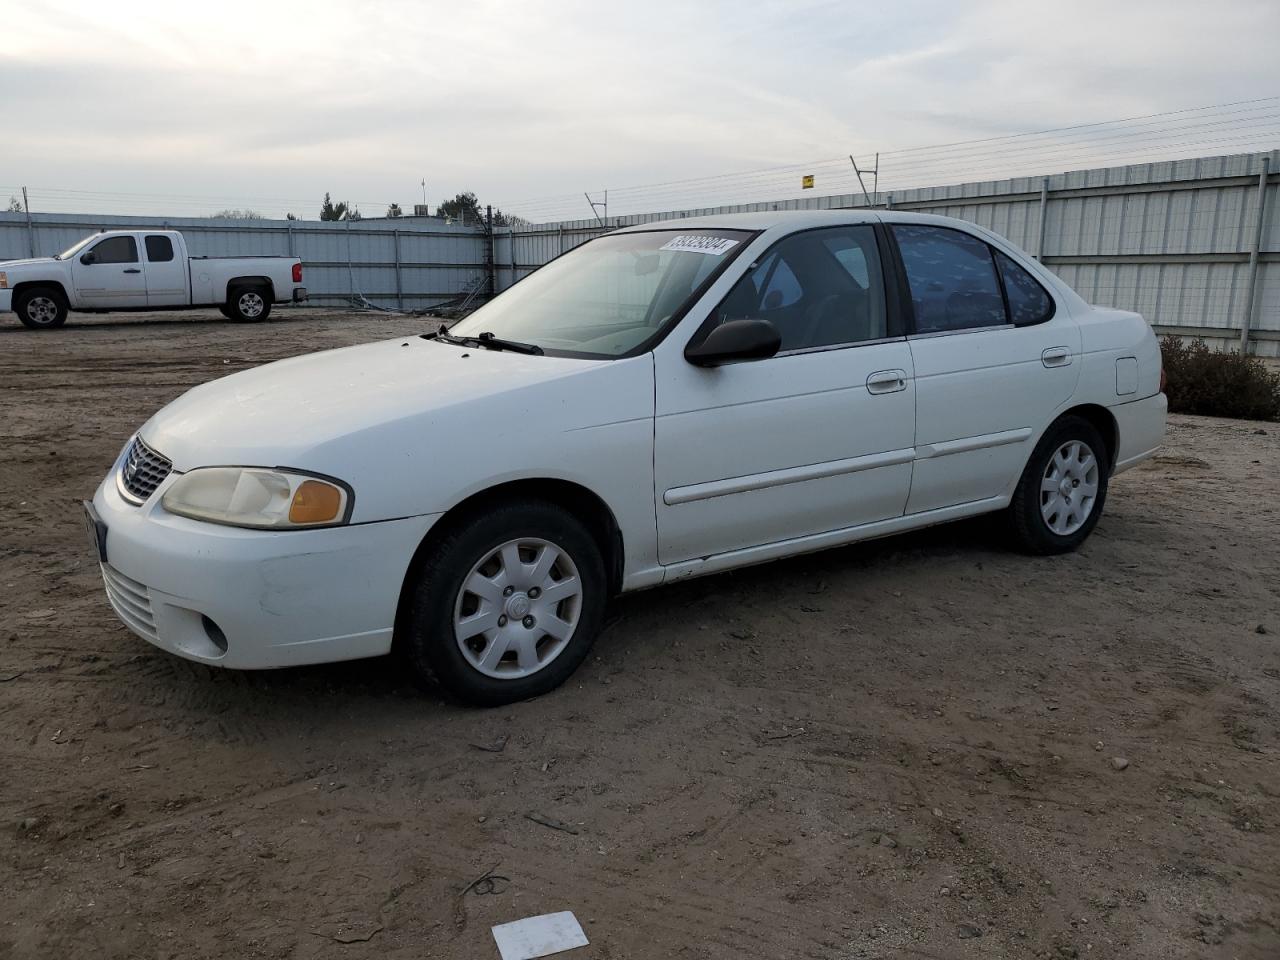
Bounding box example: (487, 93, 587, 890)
(499, 149, 1280, 357)
(0, 212, 487, 310)
(4, 149, 1278, 354)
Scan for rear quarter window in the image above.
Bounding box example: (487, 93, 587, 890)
(995, 250, 1055, 325)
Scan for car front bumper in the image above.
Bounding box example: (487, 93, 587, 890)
(90, 459, 439, 669)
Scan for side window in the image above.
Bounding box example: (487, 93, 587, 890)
(90, 236, 138, 265)
(145, 235, 174, 263)
(713, 225, 888, 352)
(995, 250, 1054, 326)
(893, 225, 1006, 333)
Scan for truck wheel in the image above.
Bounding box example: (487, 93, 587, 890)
(15, 287, 69, 330)
(217, 304, 235, 320)
(227, 285, 272, 322)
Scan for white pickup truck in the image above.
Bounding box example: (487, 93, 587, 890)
(0, 229, 306, 329)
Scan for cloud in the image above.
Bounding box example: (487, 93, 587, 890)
(1, 0, 1276, 219)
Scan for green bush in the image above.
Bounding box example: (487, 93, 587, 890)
(1160, 337, 1280, 421)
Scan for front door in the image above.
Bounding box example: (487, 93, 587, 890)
(71, 235, 148, 308)
(142, 234, 187, 306)
(889, 223, 1082, 514)
(654, 224, 916, 565)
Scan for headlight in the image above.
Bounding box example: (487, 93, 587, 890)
(160, 467, 351, 529)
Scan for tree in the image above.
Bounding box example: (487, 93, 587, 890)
(285, 213, 299, 221)
(435, 191, 527, 227)
(213, 208, 264, 220)
(386, 203, 403, 218)
(319, 193, 360, 222)
(5, 196, 23, 213)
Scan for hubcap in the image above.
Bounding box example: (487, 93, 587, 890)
(27, 296, 58, 325)
(1040, 440, 1099, 536)
(453, 537, 583, 680)
(238, 292, 264, 318)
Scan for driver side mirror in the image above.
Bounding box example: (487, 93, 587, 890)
(685, 318, 782, 367)
(80, 251, 97, 265)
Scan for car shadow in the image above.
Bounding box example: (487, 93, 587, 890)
(149, 512, 1011, 710)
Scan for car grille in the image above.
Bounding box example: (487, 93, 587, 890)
(119, 436, 172, 503)
(101, 563, 158, 642)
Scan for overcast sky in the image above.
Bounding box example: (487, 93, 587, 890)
(2, 0, 1278, 221)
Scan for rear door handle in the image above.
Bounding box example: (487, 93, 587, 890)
(1042, 346, 1072, 367)
(122, 268, 142, 274)
(866, 369, 908, 394)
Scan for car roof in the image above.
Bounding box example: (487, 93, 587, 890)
(613, 208, 1089, 311)
(614, 209, 985, 234)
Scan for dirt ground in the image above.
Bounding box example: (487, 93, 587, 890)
(1, 306, 1278, 960)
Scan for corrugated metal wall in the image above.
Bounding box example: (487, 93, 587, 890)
(501, 149, 1280, 356)
(4, 150, 1277, 353)
(0, 212, 486, 310)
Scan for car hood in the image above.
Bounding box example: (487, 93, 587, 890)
(0, 257, 57, 269)
(140, 336, 608, 472)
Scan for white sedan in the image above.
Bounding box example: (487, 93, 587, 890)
(87, 211, 1166, 705)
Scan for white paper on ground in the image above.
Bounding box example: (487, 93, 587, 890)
(491, 911, 589, 960)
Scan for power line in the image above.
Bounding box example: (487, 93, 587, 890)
(498, 97, 1280, 213)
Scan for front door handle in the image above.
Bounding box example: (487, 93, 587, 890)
(866, 369, 908, 394)
(122, 268, 142, 274)
(1041, 346, 1072, 368)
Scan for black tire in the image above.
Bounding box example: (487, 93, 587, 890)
(1008, 415, 1110, 555)
(402, 499, 607, 706)
(226, 285, 272, 322)
(217, 304, 236, 320)
(15, 286, 68, 330)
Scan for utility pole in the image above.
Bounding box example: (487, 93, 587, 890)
(21, 186, 34, 257)
(585, 190, 608, 226)
(849, 155, 879, 207)
(421, 178, 427, 208)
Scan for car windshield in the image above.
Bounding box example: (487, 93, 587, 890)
(55, 236, 97, 261)
(447, 229, 753, 358)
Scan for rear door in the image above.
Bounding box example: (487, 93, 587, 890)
(70, 235, 148, 308)
(890, 223, 1081, 514)
(142, 234, 188, 306)
(654, 224, 916, 564)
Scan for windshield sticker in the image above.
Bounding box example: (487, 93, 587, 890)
(659, 235, 740, 256)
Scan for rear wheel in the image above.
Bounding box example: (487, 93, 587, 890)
(226, 285, 271, 322)
(402, 500, 607, 706)
(15, 287, 68, 330)
(1008, 415, 1109, 554)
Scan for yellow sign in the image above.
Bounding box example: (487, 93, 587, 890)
(802, 175, 815, 189)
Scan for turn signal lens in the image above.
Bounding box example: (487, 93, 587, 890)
(0, 271, 8, 289)
(289, 479, 344, 524)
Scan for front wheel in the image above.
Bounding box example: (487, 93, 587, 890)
(226, 285, 271, 322)
(402, 500, 607, 706)
(1008, 415, 1110, 554)
(15, 287, 68, 330)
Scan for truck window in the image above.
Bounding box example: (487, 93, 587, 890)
(145, 235, 175, 263)
(91, 236, 139, 264)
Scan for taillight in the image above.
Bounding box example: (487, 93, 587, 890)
(292, 262, 303, 283)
